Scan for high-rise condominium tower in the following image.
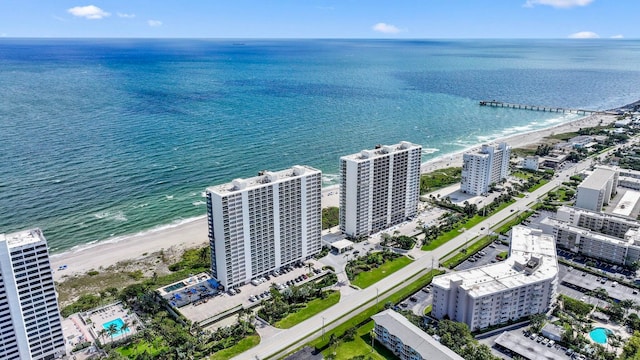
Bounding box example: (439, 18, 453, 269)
(339, 141, 422, 238)
(206, 165, 322, 290)
(0, 229, 65, 360)
(461, 143, 511, 196)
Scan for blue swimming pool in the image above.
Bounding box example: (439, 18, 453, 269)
(102, 318, 130, 337)
(589, 327, 612, 344)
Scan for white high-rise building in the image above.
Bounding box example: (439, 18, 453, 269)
(206, 165, 322, 290)
(339, 141, 422, 238)
(575, 167, 618, 211)
(461, 143, 511, 196)
(431, 226, 558, 331)
(0, 229, 66, 360)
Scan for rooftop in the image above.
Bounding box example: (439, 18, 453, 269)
(611, 189, 640, 217)
(0, 228, 46, 249)
(432, 226, 558, 298)
(371, 309, 464, 360)
(340, 141, 421, 162)
(578, 167, 616, 191)
(206, 165, 320, 195)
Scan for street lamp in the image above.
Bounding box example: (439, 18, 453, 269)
(376, 287, 379, 307)
(322, 316, 325, 341)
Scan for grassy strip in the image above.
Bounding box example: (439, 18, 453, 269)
(351, 256, 413, 288)
(528, 179, 549, 192)
(275, 291, 341, 329)
(308, 269, 444, 351)
(209, 335, 261, 360)
(422, 200, 515, 251)
(441, 235, 497, 269)
(495, 210, 534, 235)
(423, 305, 432, 315)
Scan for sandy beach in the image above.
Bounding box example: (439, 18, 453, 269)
(50, 113, 617, 282)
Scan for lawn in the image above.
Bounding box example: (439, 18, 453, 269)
(275, 291, 341, 329)
(527, 179, 549, 192)
(321, 321, 397, 359)
(209, 335, 260, 360)
(512, 170, 534, 180)
(422, 202, 513, 251)
(351, 256, 413, 289)
(117, 338, 167, 358)
(421, 221, 475, 251)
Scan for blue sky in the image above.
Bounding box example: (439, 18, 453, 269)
(0, 0, 637, 38)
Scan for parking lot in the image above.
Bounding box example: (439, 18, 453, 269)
(491, 329, 574, 360)
(558, 264, 639, 303)
(179, 263, 326, 324)
(454, 240, 510, 271)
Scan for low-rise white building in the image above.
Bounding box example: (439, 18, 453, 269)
(372, 309, 464, 360)
(431, 226, 558, 331)
(540, 207, 640, 266)
(522, 156, 540, 171)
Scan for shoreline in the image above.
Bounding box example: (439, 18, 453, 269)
(50, 111, 619, 281)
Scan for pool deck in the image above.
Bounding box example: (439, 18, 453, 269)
(586, 319, 629, 356)
(63, 301, 140, 359)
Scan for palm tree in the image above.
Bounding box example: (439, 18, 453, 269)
(120, 320, 130, 340)
(329, 333, 339, 355)
(97, 328, 107, 345)
(620, 299, 636, 317)
(107, 323, 118, 343)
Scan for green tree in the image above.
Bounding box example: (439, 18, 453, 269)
(529, 313, 546, 333)
(621, 331, 640, 360)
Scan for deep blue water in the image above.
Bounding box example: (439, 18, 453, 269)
(2, 39, 640, 253)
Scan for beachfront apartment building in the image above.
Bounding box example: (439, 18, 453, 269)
(575, 167, 618, 211)
(372, 309, 464, 360)
(540, 205, 640, 266)
(339, 141, 422, 238)
(0, 229, 66, 360)
(206, 165, 322, 290)
(431, 226, 558, 331)
(460, 143, 511, 196)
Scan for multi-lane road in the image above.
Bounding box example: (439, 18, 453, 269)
(233, 144, 623, 360)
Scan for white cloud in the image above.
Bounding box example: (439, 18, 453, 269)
(610, 34, 624, 39)
(67, 5, 110, 20)
(568, 31, 600, 38)
(147, 20, 163, 27)
(372, 23, 401, 34)
(524, 0, 593, 8)
(117, 13, 135, 19)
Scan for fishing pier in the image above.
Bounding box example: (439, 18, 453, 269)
(479, 100, 617, 116)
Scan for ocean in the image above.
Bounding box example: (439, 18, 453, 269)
(2, 38, 640, 253)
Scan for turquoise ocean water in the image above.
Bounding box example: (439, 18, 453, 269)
(2, 39, 640, 253)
